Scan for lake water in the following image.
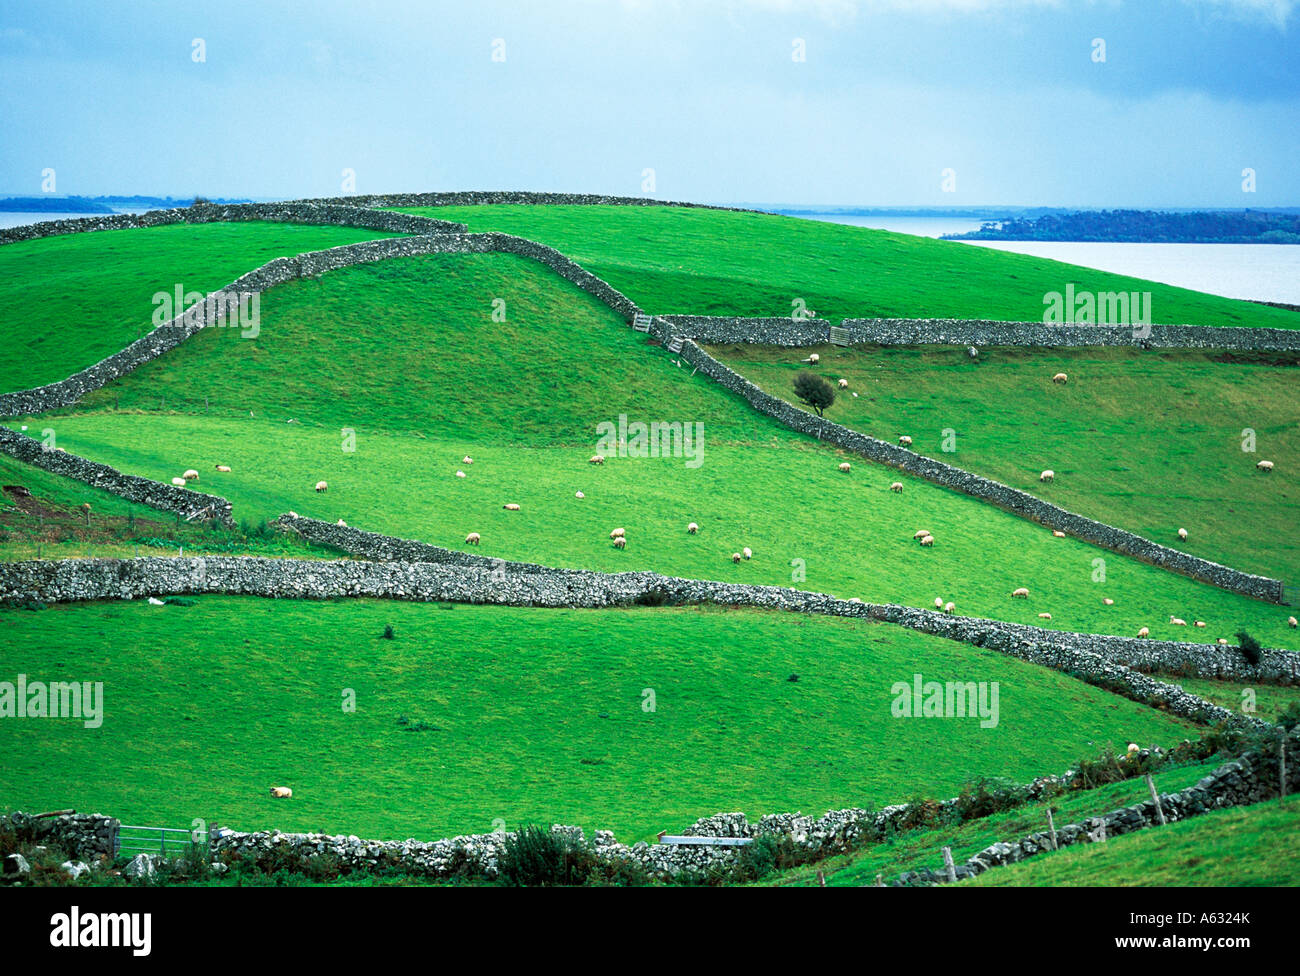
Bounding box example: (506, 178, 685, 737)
(788, 213, 1300, 306)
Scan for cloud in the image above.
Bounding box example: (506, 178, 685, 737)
(1180, 0, 1297, 27)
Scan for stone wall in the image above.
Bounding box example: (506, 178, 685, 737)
(282, 190, 761, 213)
(0, 811, 119, 860)
(0, 202, 464, 246)
(0, 426, 233, 525)
(658, 327, 1286, 604)
(661, 314, 1300, 352)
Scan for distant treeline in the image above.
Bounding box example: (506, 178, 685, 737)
(0, 195, 251, 213)
(945, 210, 1300, 244)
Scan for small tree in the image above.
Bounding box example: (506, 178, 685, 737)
(1235, 631, 1262, 666)
(793, 371, 835, 416)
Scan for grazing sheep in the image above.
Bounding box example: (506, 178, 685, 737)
(1194, 620, 1206, 628)
(838, 462, 851, 473)
(1011, 587, 1030, 599)
(171, 477, 187, 487)
(610, 528, 626, 539)
(808, 353, 820, 364)
(919, 535, 934, 547)
(1052, 530, 1066, 538)
(1178, 528, 1188, 541)
(898, 435, 913, 447)
(1038, 612, 1052, 620)
(575, 491, 585, 499)
(465, 532, 481, 545)
(913, 529, 932, 540)
(1052, 372, 1068, 384)
(462, 456, 473, 464)
(1169, 616, 1187, 626)
(732, 552, 742, 563)
(1103, 598, 1114, 606)
(315, 480, 328, 492)
(182, 469, 199, 481)
(742, 547, 752, 560)
(590, 455, 606, 465)
(613, 537, 626, 549)
(1217, 638, 1229, 646)
(1257, 459, 1274, 472)
(1138, 627, 1149, 638)
(287, 511, 299, 518)
(1290, 616, 1298, 629)
(270, 787, 292, 799)
(890, 482, 903, 493)
(456, 470, 466, 478)
(934, 597, 944, 609)
(336, 519, 347, 527)
(687, 522, 699, 534)
(503, 503, 521, 511)
(943, 601, 955, 614)
(1040, 470, 1054, 483)
(1126, 743, 1139, 755)
(838, 378, 848, 389)
(215, 464, 231, 472)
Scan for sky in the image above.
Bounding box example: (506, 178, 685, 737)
(0, 0, 1296, 207)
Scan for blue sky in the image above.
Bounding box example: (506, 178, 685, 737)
(1, 0, 1296, 206)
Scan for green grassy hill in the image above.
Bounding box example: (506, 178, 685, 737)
(9, 252, 1295, 648)
(0, 597, 1202, 841)
(397, 204, 1299, 328)
(708, 343, 1300, 585)
(0, 221, 400, 392)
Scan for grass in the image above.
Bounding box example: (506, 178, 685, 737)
(758, 756, 1226, 886)
(398, 204, 1300, 329)
(1153, 673, 1300, 722)
(707, 342, 1300, 585)
(966, 796, 1300, 886)
(6, 253, 1297, 648)
(0, 455, 337, 561)
(0, 221, 400, 392)
(0, 597, 1203, 842)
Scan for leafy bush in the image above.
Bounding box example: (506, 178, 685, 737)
(496, 825, 595, 887)
(382, 625, 395, 640)
(1235, 631, 1263, 666)
(792, 371, 835, 416)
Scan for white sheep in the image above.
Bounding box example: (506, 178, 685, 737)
(943, 601, 955, 614)
(610, 528, 626, 539)
(1169, 616, 1187, 626)
(742, 547, 752, 560)
(462, 456, 473, 465)
(465, 532, 481, 545)
(315, 480, 328, 493)
(613, 537, 626, 549)
(270, 787, 292, 799)
(1289, 616, 1298, 629)
(503, 503, 521, 511)
(898, 435, 913, 447)
(838, 462, 851, 473)
(590, 455, 606, 465)
(732, 552, 742, 563)
(1038, 612, 1052, 620)
(1194, 620, 1206, 628)
(913, 529, 931, 540)
(171, 477, 187, 487)
(1138, 627, 1149, 638)
(919, 535, 934, 547)
(1102, 598, 1114, 606)
(934, 597, 944, 609)
(336, 519, 347, 527)
(890, 482, 903, 493)
(456, 470, 466, 478)
(1040, 470, 1054, 483)
(182, 469, 199, 481)
(1011, 587, 1030, 599)
(837, 378, 848, 389)
(687, 522, 699, 534)
(575, 491, 585, 499)
(1257, 459, 1274, 472)
(1052, 372, 1068, 384)
(1177, 528, 1188, 541)
(808, 353, 820, 364)
(215, 464, 232, 473)
(1217, 638, 1229, 645)
(1052, 530, 1066, 538)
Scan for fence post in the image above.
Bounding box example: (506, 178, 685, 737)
(1145, 773, 1167, 826)
(1045, 808, 1059, 851)
(941, 845, 957, 884)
